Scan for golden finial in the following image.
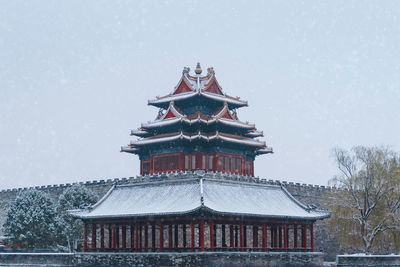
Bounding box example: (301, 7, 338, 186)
(195, 62, 202, 75)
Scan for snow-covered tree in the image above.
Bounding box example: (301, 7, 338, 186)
(329, 146, 400, 253)
(56, 184, 97, 251)
(3, 189, 58, 249)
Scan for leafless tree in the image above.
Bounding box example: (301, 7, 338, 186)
(329, 146, 400, 253)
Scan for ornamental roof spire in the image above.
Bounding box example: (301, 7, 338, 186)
(195, 62, 202, 75)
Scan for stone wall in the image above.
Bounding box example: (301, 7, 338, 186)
(336, 255, 400, 266)
(0, 172, 339, 260)
(0, 252, 324, 267)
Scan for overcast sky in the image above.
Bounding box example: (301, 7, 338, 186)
(1, 1, 399, 189)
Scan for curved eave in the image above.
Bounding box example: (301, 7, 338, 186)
(256, 147, 274, 155)
(131, 129, 151, 137)
(120, 146, 139, 154)
(72, 205, 329, 221)
(141, 117, 255, 130)
(148, 92, 247, 109)
(70, 178, 330, 221)
(129, 132, 266, 148)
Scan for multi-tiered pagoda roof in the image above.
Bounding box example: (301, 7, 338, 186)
(71, 64, 330, 254)
(121, 63, 272, 176)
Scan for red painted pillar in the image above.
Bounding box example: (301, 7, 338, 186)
(191, 222, 195, 251)
(284, 224, 288, 252)
(100, 224, 104, 249)
(200, 220, 205, 252)
(159, 222, 163, 252)
(179, 152, 184, 172)
(294, 224, 298, 249)
(240, 222, 244, 252)
(150, 156, 154, 175)
(262, 224, 266, 252)
(210, 221, 214, 251)
(135, 224, 138, 252)
(112, 224, 116, 250)
(91, 223, 96, 249)
(83, 223, 87, 252)
(311, 224, 314, 252)
(213, 154, 218, 173)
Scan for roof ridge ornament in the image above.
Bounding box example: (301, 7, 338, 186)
(182, 67, 190, 74)
(195, 62, 202, 75)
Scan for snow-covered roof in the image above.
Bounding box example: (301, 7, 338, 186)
(148, 69, 247, 108)
(148, 92, 247, 108)
(70, 177, 329, 220)
(128, 131, 267, 147)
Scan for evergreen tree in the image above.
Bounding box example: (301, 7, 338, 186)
(3, 189, 58, 249)
(56, 184, 97, 251)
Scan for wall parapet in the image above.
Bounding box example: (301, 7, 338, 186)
(0, 172, 333, 194)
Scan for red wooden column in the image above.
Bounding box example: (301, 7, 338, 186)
(213, 154, 218, 173)
(240, 222, 244, 252)
(112, 224, 116, 250)
(135, 224, 138, 252)
(311, 224, 314, 252)
(200, 220, 205, 252)
(191, 222, 195, 251)
(83, 223, 87, 252)
(179, 152, 185, 172)
(210, 221, 214, 251)
(159, 222, 163, 252)
(100, 224, 104, 250)
(91, 223, 96, 250)
(262, 224, 267, 252)
(284, 224, 288, 252)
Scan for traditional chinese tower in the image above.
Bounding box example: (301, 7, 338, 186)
(73, 63, 329, 254)
(121, 63, 273, 176)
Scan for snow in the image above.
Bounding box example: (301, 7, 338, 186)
(148, 91, 247, 107)
(131, 129, 149, 135)
(142, 116, 255, 129)
(201, 92, 247, 106)
(218, 118, 255, 129)
(148, 92, 197, 105)
(130, 132, 266, 147)
(72, 177, 329, 219)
